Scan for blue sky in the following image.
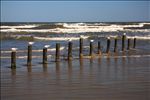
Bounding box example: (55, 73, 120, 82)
(1, 1, 149, 22)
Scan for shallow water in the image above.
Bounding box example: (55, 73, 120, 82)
(1, 55, 150, 100)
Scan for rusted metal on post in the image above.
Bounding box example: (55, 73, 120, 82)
(114, 37, 118, 53)
(89, 40, 94, 57)
(79, 37, 83, 58)
(55, 43, 60, 62)
(127, 38, 131, 50)
(98, 41, 102, 55)
(27, 42, 34, 65)
(43, 45, 50, 64)
(11, 48, 17, 69)
(106, 37, 111, 54)
(133, 37, 136, 48)
(68, 41, 73, 60)
(122, 33, 126, 51)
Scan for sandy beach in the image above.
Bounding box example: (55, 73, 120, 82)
(1, 53, 150, 100)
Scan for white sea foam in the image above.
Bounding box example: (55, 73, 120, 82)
(127, 35, 150, 40)
(1, 47, 65, 53)
(0, 25, 37, 29)
(104, 35, 150, 40)
(125, 29, 150, 33)
(34, 36, 89, 41)
(1, 54, 150, 59)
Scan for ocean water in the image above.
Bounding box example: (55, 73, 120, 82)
(1, 22, 150, 100)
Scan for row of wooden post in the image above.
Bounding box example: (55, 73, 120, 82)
(11, 35, 137, 69)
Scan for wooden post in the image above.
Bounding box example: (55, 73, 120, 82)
(11, 48, 17, 69)
(122, 33, 126, 51)
(98, 41, 102, 55)
(114, 37, 118, 52)
(133, 37, 136, 48)
(68, 41, 73, 60)
(106, 37, 111, 54)
(79, 37, 83, 58)
(89, 40, 94, 57)
(55, 43, 60, 62)
(127, 38, 131, 50)
(43, 45, 49, 64)
(27, 42, 34, 65)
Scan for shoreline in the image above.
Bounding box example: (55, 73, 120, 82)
(1, 55, 150, 100)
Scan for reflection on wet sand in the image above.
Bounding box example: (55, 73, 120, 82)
(122, 52, 127, 80)
(114, 54, 119, 80)
(43, 63, 48, 72)
(89, 58, 94, 81)
(11, 69, 16, 85)
(11, 69, 16, 76)
(68, 61, 72, 80)
(55, 62, 60, 80)
(27, 64, 32, 84)
(27, 64, 32, 73)
(43, 64, 48, 77)
(98, 57, 101, 64)
(1, 55, 150, 100)
(79, 59, 83, 78)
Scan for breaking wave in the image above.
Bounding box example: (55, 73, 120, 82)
(1, 22, 150, 33)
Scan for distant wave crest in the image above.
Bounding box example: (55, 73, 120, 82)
(1, 22, 150, 33)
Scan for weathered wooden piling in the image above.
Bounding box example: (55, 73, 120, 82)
(55, 43, 60, 62)
(127, 38, 131, 50)
(122, 33, 126, 51)
(68, 41, 73, 60)
(106, 37, 111, 54)
(79, 37, 83, 58)
(27, 42, 34, 65)
(43, 45, 50, 64)
(11, 48, 17, 69)
(133, 37, 136, 48)
(114, 37, 118, 53)
(98, 41, 102, 55)
(89, 40, 94, 57)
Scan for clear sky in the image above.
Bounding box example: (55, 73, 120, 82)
(1, 1, 150, 22)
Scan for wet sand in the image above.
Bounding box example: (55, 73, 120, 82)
(1, 54, 150, 100)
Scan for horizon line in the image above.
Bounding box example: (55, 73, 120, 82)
(1, 21, 150, 23)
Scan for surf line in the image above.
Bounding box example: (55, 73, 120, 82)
(1, 34, 145, 69)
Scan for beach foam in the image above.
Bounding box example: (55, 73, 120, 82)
(34, 36, 89, 41)
(1, 54, 150, 59)
(1, 25, 37, 29)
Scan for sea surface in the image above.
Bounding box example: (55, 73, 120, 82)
(1, 22, 150, 100)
